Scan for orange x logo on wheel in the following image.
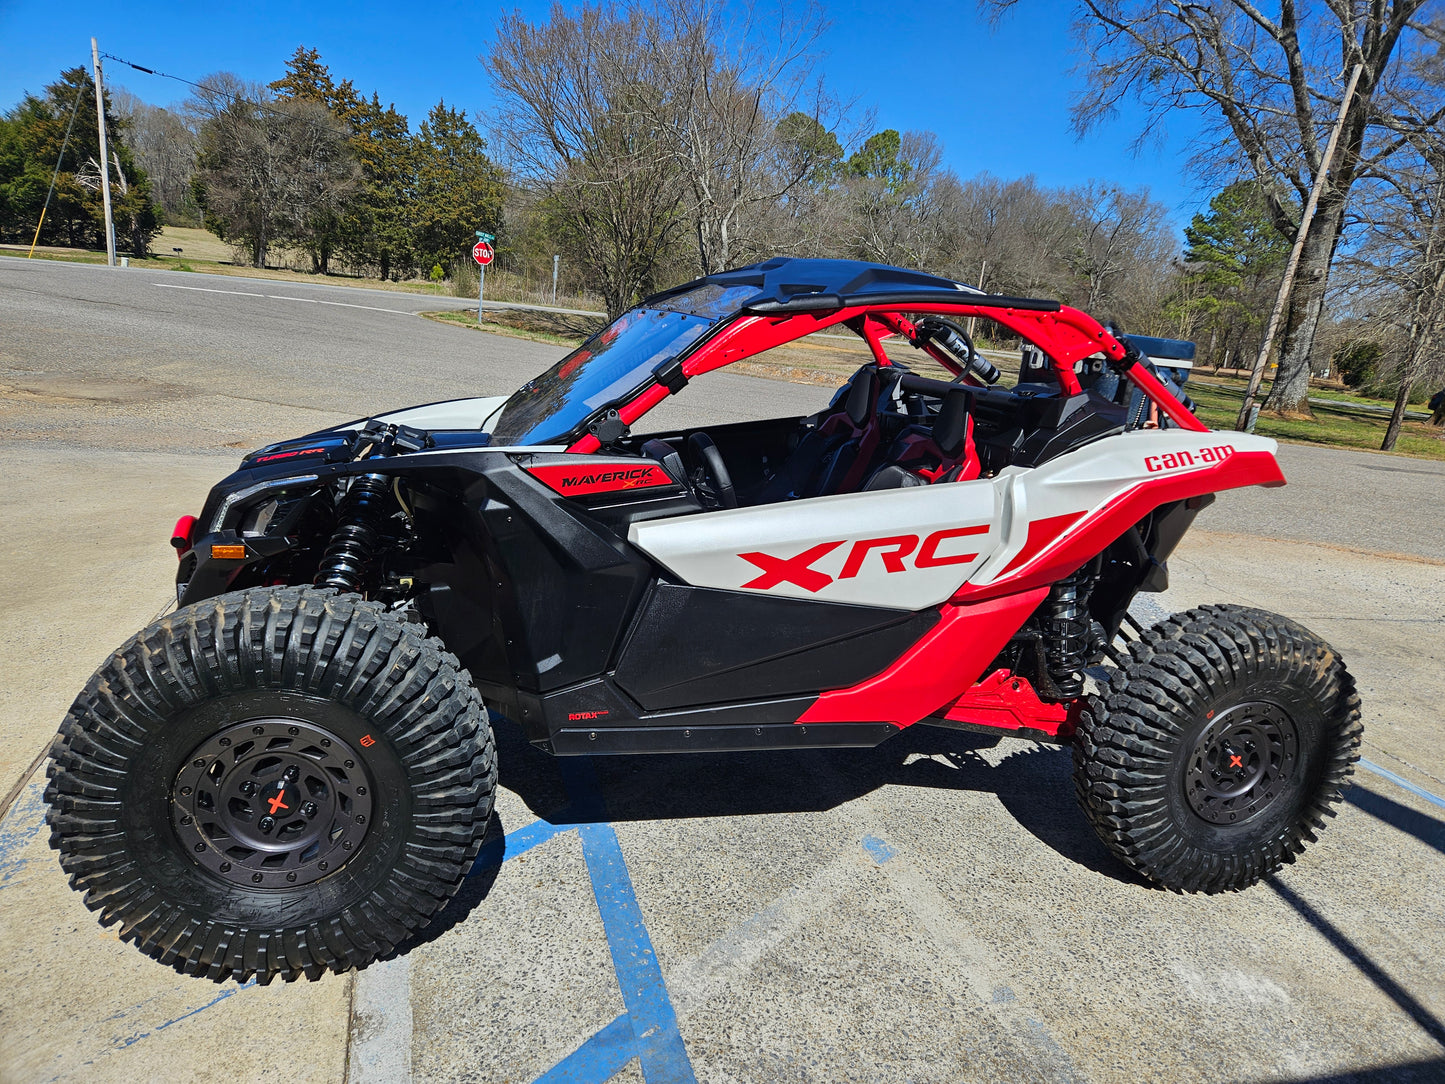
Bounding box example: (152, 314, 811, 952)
(267, 792, 290, 815)
(1229, 754, 1243, 769)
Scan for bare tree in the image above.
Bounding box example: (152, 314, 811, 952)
(989, 0, 1445, 416)
(1065, 183, 1177, 328)
(952, 174, 1078, 297)
(843, 129, 962, 271)
(643, 0, 841, 274)
(111, 89, 199, 225)
(490, 5, 690, 318)
(189, 75, 358, 269)
(1348, 132, 1445, 449)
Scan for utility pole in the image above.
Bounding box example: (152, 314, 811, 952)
(91, 37, 116, 267)
(1236, 63, 1363, 431)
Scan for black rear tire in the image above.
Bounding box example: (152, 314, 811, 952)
(1074, 604, 1361, 893)
(45, 587, 496, 982)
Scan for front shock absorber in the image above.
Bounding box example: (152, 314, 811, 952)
(1041, 561, 1100, 698)
(314, 474, 394, 594)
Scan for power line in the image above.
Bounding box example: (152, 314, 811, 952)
(101, 53, 206, 94)
(100, 51, 390, 137)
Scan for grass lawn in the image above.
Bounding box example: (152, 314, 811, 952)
(1186, 375, 1445, 461)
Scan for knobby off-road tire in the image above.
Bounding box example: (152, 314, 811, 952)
(45, 587, 497, 983)
(1074, 604, 1361, 893)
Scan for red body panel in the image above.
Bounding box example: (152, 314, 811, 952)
(525, 460, 676, 496)
(797, 587, 1049, 728)
(954, 450, 1285, 602)
(171, 515, 198, 557)
(941, 669, 1075, 738)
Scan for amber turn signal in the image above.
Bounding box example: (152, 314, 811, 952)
(210, 543, 247, 560)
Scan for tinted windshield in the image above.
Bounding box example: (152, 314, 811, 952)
(487, 284, 758, 445)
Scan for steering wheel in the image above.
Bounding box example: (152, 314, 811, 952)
(686, 432, 737, 509)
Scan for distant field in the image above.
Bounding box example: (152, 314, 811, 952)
(153, 225, 234, 262)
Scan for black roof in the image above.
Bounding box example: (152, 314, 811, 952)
(652, 257, 1060, 316)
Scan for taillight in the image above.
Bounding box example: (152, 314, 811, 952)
(171, 515, 198, 558)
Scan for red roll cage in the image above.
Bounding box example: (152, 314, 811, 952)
(566, 300, 1205, 454)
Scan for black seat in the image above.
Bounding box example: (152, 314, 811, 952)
(754, 367, 878, 502)
(862, 387, 978, 490)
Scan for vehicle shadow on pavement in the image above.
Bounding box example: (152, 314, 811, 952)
(1266, 877, 1445, 1052)
(490, 715, 1151, 886)
(1269, 1059, 1445, 1083)
(386, 718, 1152, 959)
(1344, 786, 1445, 858)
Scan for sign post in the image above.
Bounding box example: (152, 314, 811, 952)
(472, 232, 495, 321)
(552, 254, 560, 305)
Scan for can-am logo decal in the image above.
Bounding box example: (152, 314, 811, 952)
(740, 525, 989, 593)
(1144, 444, 1234, 473)
(527, 461, 674, 497)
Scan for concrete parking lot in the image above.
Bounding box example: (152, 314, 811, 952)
(1, 256, 1442, 1083)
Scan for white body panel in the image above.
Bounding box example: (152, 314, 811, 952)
(972, 429, 1276, 584)
(630, 480, 1002, 609)
(628, 429, 1278, 609)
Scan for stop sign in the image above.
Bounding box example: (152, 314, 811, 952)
(472, 240, 495, 266)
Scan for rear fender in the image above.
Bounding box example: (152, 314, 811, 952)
(960, 430, 1282, 599)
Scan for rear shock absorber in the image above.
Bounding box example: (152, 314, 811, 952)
(314, 474, 394, 594)
(1041, 561, 1100, 698)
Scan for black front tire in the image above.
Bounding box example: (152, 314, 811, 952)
(45, 587, 497, 982)
(1074, 604, 1361, 893)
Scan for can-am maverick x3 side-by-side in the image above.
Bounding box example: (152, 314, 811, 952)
(46, 258, 1360, 982)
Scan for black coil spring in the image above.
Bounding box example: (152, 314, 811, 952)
(314, 474, 394, 593)
(1041, 564, 1097, 698)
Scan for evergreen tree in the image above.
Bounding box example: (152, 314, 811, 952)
(411, 101, 504, 273)
(342, 93, 416, 280)
(1169, 181, 1291, 369)
(847, 129, 911, 189)
(1184, 181, 1289, 291)
(270, 48, 360, 272)
(0, 68, 158, 253)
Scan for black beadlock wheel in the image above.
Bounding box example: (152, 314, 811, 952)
(45, 587, 497, 983)
(1073, 604, 1361, 894)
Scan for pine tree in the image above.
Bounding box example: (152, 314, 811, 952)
(0, 68, 158, 253)
(411, 101, 504, 273)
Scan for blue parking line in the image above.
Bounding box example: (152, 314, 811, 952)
(577, 822, 696, 1084)
(1360, 759, 1445, 812)
(472, 816, 574, 874)
(533, 1013, 636, 1084)
(861, 835, 897, 865)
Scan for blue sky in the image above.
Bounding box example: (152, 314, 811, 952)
(0, 0, 1209, 228)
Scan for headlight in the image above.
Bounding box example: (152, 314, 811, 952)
(240, 499, 280, 537)
(210, 475, 320, 532)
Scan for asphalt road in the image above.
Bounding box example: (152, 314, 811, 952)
(1, 256, 1442, 1084)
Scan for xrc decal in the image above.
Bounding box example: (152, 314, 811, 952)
(740, 526, 989, 593)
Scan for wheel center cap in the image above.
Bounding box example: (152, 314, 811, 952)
(171, 718, 374, 889)
(1184, 702, 1300, 826)
(262, 783, 292, 818)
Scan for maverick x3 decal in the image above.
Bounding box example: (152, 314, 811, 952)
(526, 460, 677, 496)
